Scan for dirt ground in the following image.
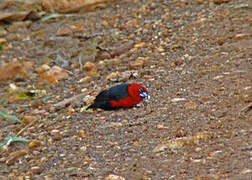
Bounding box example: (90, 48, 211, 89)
(0, 0, 251, 179)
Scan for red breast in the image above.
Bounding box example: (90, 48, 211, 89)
(110, 83, 148, 107)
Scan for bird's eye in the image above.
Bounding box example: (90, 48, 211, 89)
(139, 88, 143, 93)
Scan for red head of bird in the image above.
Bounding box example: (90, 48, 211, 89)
(127, 83, 148, 102)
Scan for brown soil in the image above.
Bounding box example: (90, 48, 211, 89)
(0, 0, 251, 179)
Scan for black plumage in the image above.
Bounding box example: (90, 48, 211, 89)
(87, 83, 130, 110)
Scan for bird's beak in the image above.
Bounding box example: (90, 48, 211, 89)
(140, 92, 148, 98)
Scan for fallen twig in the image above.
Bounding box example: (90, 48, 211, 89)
(52, 91, 91, 107)
(16, 118, 38, 136)
(239, 102, 252, 118)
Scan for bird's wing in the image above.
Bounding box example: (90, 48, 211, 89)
(95, 90, 111, 101)
(96, 83, 130, 101)
(106, 83, 130, 100)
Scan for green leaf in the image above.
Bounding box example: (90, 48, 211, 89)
(0, 112, 24, 124)
(15, 91, 33, 100)
(0, 44, 3, 50)
(11, 137, 30, 143)
(0, 136, 29, 148)
(15, 89, 46, 100)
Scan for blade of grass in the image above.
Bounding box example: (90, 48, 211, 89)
(41, 13, 76, 21)
(0, 112, 24, 124)
(0, 136, 29, 148)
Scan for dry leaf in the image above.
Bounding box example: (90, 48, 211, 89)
(56, 26, 73, 36)
(28, 141, 40, 149)
(134, 42, 147, 48)
(0, 62, 28, 82)
(39, 66, 69, 84)
(35, 64, 50, 74)
(6, 150, 28, 166)
(83, 62, 97, 76)
(184, 101, 198, 110)
(105, 174, 125, 180)
(106, 72, 119, 81)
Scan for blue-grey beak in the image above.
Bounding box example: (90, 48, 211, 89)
(140, 92, 148, 98)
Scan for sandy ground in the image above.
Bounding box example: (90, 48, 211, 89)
(0, 0, 251, 179)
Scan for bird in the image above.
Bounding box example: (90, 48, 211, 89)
(86, 83, 148, 110)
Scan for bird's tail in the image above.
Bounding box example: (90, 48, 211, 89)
(86, 104, 96, 110)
